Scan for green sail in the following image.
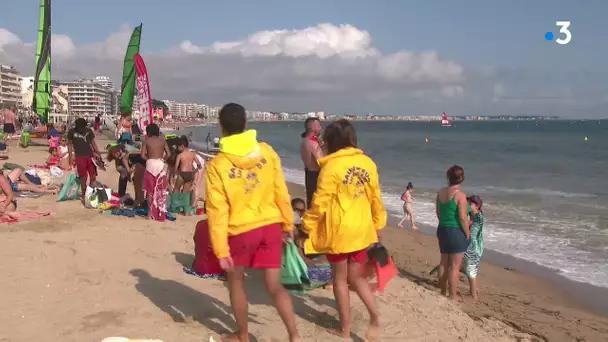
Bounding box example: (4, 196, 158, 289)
(119, 24, 142, 114)
(32, 0, 51, 123)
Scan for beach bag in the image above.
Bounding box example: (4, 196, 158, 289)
(49, 165, 63, 178)
(168, 192, 192, 213)
(192, 220, 223, 275)
(280, 240, 310, 288)
(84, 186, 111, 209)
(19, 131, 30, 148)
(57, 173, 80, 201)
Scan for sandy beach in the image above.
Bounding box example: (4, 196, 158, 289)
(0, 137, 606, 341)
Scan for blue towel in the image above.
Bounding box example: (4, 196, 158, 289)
(110, 208, 136, 217)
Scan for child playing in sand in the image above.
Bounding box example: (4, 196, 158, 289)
(46, 147, 59, 166)
(398, 182, 418, 230)
(463, 195, 484, 300)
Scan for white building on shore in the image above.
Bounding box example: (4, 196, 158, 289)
(94, 76, 113, 89)
(0, 65, 22, 108)
(65, 78, 112, 117)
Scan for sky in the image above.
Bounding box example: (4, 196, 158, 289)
(0, 0, 606, 117)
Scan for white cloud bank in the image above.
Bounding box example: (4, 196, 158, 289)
(0, 23, 604, 116)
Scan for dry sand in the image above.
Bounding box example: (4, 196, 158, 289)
(0, 137, 603, 341)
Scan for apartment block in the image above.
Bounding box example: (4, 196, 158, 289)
(65, 78, 112, 116)
(0, 65, 21, 107)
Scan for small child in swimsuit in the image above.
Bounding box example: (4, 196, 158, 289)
(46, 147, 59, 166)
(174, 137, 202, 195)
(463, 195, 484, 300)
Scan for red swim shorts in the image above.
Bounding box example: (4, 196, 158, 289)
(326, 248, 368, 264)
(228, 223, 282, 268)
(74, 155, 97, 180)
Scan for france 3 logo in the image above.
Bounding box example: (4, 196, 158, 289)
(545, 21, 571, 45)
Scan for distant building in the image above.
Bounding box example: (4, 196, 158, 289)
(0, 65, 22, 108)
(65, 78, 112, 117)
(94, 76, 113, 89)
(51, 84, 69, 114)
(20, 76, 35, 108)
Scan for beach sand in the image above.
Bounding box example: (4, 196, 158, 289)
(0, 138, 604, 341)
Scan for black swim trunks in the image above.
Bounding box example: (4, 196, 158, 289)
(179, 171, 194, 182)
(3, 123, 15, 134)
(304, 168, 319, 208)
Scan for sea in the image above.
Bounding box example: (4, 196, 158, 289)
(182, 120, 608, 289)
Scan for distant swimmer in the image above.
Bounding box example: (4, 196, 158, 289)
(300, 117, 324, 208)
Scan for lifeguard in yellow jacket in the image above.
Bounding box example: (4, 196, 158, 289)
(300, 119, 386, 340)
(204, 103, 299, 341)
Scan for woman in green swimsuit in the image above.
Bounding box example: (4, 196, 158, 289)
(435, 165, 470, 300)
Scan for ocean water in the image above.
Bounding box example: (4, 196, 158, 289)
(184, 120, 608, 288)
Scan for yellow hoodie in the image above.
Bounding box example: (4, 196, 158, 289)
(205, 130, 294, 258)
(301, 147, 387, 255)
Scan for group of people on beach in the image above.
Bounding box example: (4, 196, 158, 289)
(0, 100, 485, 340)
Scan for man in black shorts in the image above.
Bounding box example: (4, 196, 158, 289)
(299, 117, 324, 207)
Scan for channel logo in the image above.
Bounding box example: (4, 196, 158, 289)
(545, 21, 572, 45)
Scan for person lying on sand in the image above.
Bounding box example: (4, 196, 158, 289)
(4, 168, 57, 194)
(0, 170, 18, 219)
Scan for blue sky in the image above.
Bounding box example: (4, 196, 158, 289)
(0, 0, 606, 117)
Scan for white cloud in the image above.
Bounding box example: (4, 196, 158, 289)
(0, 23, 604, 116)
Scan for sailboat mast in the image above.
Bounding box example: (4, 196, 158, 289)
(33, 0, 51, 123)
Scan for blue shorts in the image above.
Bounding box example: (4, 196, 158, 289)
(117, 132, 133, 145)
(436, 225, 470, 254)
(7, 178, 18, 192)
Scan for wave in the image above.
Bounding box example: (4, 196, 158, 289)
(483, 186, 598, 199)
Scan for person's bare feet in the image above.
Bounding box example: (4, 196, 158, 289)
(327, 328, 349, 339)
(323, 283, 334, 290)
(365, 317, 380, 341)
(222, 332, 249, 342)
(397, 223, 404, 228)
(411, 225, 419, 230)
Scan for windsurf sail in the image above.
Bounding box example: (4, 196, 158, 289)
(133, 53, 152, 134)
(32, 0, 51, 123)
(120, 24, 142, 114)
(441, 112, 451, 127)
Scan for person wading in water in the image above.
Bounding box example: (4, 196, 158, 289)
(299, 117, 323, 208)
